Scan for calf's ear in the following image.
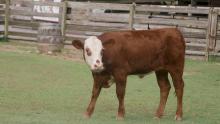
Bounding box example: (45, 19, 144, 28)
(72, 40, 84, 49)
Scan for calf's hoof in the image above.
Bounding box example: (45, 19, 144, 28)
(174, 115, 182, 121)
(116, 113, 125, 121)
(153, 116, 161, 120)
(116, 116, 124, 121)
(154, 111, 163, 119)
(83, 112, 91, 119)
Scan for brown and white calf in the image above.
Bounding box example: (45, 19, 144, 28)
(72, 28, 185, 120)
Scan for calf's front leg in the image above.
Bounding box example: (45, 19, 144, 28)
(84, 81, 102, 118)
(114, 72, 127, 120)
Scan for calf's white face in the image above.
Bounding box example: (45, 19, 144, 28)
(84, 36, 104, 72)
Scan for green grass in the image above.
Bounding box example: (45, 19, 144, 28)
(0, 51, 220, 124)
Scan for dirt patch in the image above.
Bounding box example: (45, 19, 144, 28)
(0, 44, 36, 53)
(215, 63, 220, 66)
(45, 46, 84, 63)
(0, 40, 84, 63)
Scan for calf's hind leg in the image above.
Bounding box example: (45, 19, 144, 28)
(169, 70, 184, 121)
(155, 70, 171, 118)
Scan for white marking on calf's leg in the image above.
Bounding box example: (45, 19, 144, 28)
(175, 115, 182, 121)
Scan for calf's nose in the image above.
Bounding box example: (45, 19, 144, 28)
(93, 60, 103, 70)
(96, 60, 100, 64)
(94, 64, 98, 68)
(95, 60, 103, 66)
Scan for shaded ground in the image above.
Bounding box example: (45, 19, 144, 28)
(0, 41, 220, 124)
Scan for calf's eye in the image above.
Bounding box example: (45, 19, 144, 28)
(101, 49, 104, 55)
(85, 48, 92, 56)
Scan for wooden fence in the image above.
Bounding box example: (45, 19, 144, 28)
(1, 0, 220, 60)
(65, 2, 130, 41)
(0, 1, 4, 38)
(3, 0, 66, 41)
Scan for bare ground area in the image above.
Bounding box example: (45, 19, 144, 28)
(0, 40, 84, 63)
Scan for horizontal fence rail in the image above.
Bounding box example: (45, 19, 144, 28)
(1, 0, 220, 60)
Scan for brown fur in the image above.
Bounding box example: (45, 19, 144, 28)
(72, 28, 185, 120)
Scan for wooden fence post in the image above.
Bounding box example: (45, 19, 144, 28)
(206, 8, 213, 61)
(205, 8, 218, 61)
(129, 2, 135, 30)
(188, 4, 192, 17)
(61, 1, 67, 38)
(211, 9, 218, 57)
(210, 9, 218, 51)
(4, 0, 9, 41)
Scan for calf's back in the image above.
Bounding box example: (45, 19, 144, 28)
(98, 28, 185, 75)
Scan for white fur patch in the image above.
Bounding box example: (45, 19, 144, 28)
(84, 36, 104, 71)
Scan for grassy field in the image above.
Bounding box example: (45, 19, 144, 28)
(0, 45, 220, 124)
